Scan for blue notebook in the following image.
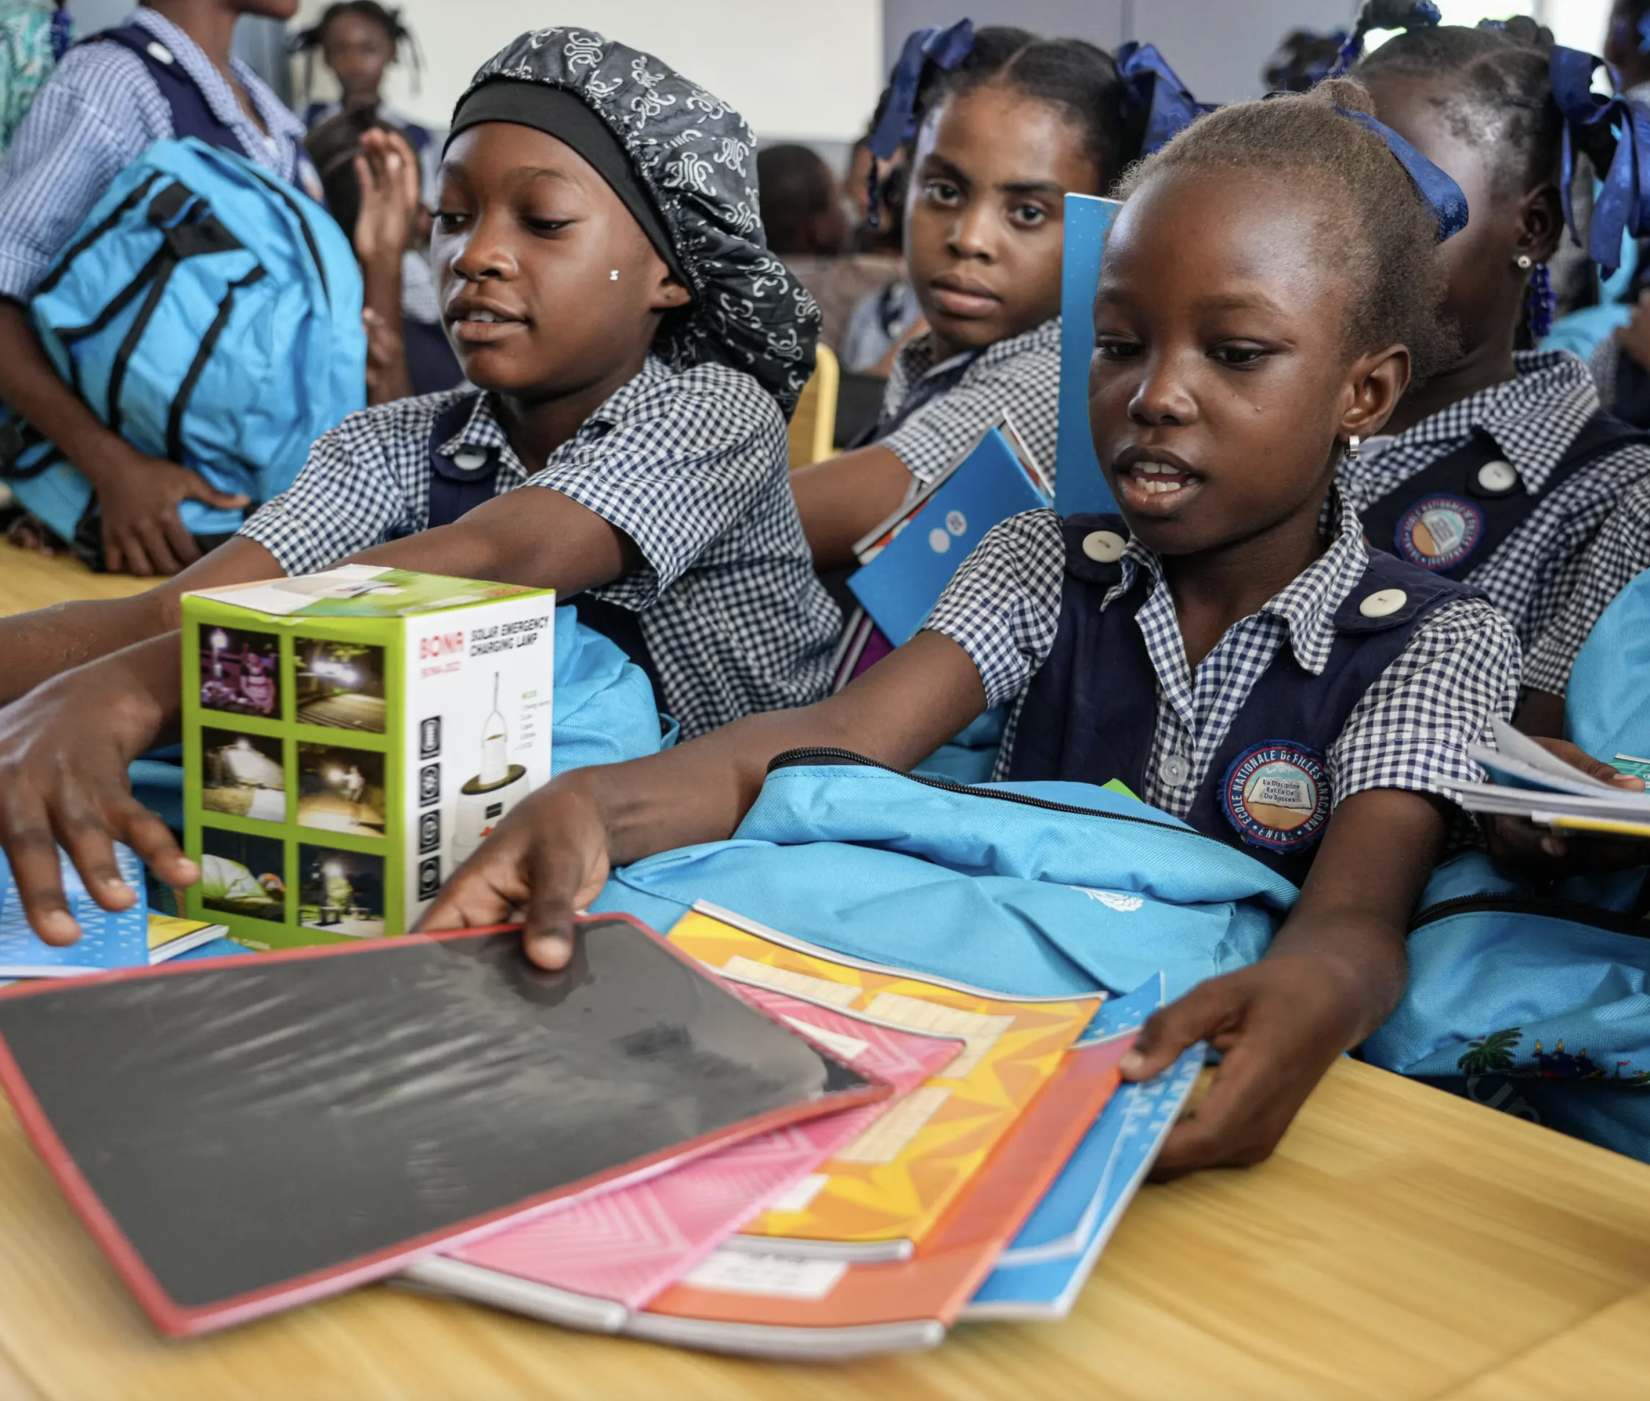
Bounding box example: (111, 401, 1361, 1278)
(847, 418, 1051, 646)
(0, 844, 150, 977)
(1054, 195, 1123, 517)
(963, 975, 1204, 1321)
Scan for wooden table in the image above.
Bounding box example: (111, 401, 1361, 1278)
(0, 1059, 1645, 1401)
(0, 538, 151, 617)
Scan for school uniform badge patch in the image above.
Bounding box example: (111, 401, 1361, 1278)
(1394, 495, 1485, 571)
(1221, 742, 1331, 851)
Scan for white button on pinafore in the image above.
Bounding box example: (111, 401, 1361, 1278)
(1476, 460, 1518, 493)
(452, 447, 489, 471)
(1082, 530, 1126, 563)
(1359, 587, 1408, 619)
(1159, 753, 1191, 787)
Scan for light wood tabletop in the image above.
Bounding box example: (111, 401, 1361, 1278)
(0, 1058, 1644, 1401)
(0, 538, 152, 618)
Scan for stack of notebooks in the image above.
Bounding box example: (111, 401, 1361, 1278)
(1453, 719, 1650, 841)
(0, 898, 1200, 1358)
(0, 843, 237, 980)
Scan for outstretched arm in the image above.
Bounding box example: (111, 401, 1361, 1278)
(1119, 788, 1445, 1176)
(419, 631, 987, 966)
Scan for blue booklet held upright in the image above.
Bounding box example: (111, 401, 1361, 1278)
(963, 974, 1205, 1321)
(1054, 194, 1123, 518)
(0, 843, 150, 977)
(846, 414, 1051, 647)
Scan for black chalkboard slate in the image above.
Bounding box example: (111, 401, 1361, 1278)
(0, 915, 881, 1334)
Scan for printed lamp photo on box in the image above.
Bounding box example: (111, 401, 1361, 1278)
(180, 566, 555, 948)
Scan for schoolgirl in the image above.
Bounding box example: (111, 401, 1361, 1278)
(1337, 18, 1650, 661)
(791, 24, 1201, 569)
(424, 80, 1519, 1175)
(0, 29, 839, 940)
(0, 0, 318, 575)
(291, 1, 438, 198)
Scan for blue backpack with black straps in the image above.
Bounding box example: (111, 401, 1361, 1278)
(0, 136, 363, 548)
(1363, 567, 1650, 1160)
(591, 751, 1297, 1003)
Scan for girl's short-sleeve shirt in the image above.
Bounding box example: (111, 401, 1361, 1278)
(238, 356, 840, 738)
(1336, 350, 1650, 653)
(921, 496, 1520, 825)
(879, 317, 1061, 485)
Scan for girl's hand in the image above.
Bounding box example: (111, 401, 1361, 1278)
(352, 128, 421, 269)
(83, 443, 249, 576)
(0, 649, 195, 944)
(1118, 951, 1366, 1177)
(1484, 738, 1647, 873)
(417, 785, 613, 970)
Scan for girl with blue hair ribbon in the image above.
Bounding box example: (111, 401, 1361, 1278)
(426, 78, 1521, 1179)
(1327, 16, 1650, 743)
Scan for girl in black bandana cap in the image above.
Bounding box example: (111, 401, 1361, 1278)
(0, 30, 842, 942)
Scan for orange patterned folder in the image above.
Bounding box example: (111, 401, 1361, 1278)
(667, 904, 1101, 1256)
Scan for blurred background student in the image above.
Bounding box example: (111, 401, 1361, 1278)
(291, 0, 434, 195)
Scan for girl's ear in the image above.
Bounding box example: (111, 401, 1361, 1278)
(1340, 343, 1411, 441)
(644, 252, 692, 312)
(1516, 182, 1565, 266)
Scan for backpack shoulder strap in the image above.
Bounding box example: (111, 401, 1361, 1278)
(87, 26, 253, 161)
(425, 391, 498, 529)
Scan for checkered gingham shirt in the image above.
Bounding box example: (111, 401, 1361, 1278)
(1337, 350, 1650, 652)
(0, 7, 310, 301)
(240, 357, 840, 738)
(880, 316, 1061, 485)
(923, 492, 1520, 824)
(1525, 475, 1650, 696)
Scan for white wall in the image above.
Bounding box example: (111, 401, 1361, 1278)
(289, 0, 885, 141)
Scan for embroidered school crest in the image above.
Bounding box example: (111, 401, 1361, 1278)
(1221, 742, 1331, 851)
(1394, 495, 1485, 571)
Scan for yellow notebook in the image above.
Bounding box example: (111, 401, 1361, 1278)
(146, 913, 229, 964)
(668, 902, 1102, 1261)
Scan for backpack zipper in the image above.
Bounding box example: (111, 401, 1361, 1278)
(1409, 891, 1650, 938)
(765, 746, 1227, 845)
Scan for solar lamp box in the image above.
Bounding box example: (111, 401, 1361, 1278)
(181, 565, 555, 949)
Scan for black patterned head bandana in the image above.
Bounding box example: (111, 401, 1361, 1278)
(453, 29, 820, 417)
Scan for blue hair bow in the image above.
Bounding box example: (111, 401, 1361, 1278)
(1330, 0, 1442, 77)
(1639, 13, 1650, 56)
(1116, 42, 1208, 154)
(1335, 106, 1469, 242)
(866, 19, 975, 162)
(1551, 46, 1650, 273)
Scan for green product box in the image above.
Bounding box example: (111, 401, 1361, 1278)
(181, 565, 555, 948)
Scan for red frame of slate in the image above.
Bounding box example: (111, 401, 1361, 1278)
(0, 914, 892, 1337)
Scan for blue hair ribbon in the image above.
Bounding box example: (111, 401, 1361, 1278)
(1115, 42, 1209, 153)
(1551, 46, 1650, 273)
(1639, 14, 1650, 56)
(1330, 0, 1442, 77)
(866, 20, 975, 162)
(48, 3, 72, 61)
(1335, 106, 1469, 242)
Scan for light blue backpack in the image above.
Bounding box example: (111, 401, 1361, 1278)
(592, 753, 1296, 1002)
(1364, 567, 1650, 1160)
(0, 137, 364, 546)
(132, 607, 667, 832)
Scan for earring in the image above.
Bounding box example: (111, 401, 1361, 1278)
(1527, 262, 1554, 339)
(609, 270, 619, 282)
(1515, 253, 1533, 271)
(1345, 434, 1361, 463)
